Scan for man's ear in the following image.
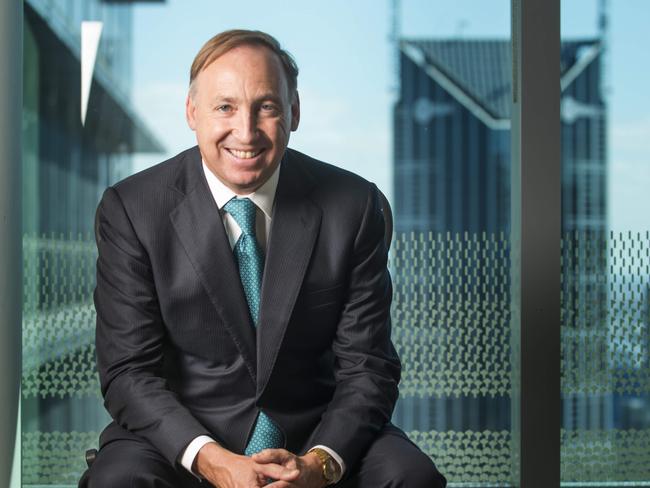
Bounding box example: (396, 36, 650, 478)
(290, 91, 300, 132)
(185, 93, 197, 131)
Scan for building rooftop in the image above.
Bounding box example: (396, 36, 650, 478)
(401, 38, 601, 123)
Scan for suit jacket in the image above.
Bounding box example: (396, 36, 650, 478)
(94, 146, 401, 473)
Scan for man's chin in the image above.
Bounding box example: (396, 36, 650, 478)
(227, 173, 270, 194)
(203, 157, 279, 194)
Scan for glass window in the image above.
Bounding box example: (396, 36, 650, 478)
(560, 0, 650, 484)
(388, 0, 514, 484)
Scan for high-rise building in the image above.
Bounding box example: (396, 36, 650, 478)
(24, 0, 164, 237)
(392, 38, 608, 436)
(394, 38, 605, 235)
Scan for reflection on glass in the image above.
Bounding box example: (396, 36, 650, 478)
(392, 1, 513, 484)
(560, 0, 650, 484)
(22, 0, 163, 484)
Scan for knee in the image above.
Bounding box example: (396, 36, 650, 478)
(88, 462, 169, 488)
(86, 462, 133, 488)
(358, 426, 447, 488)
(85, 441, 176, 488)
(385, 455, 446, 488)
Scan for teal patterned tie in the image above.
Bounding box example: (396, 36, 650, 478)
(223, 198, 284, 455)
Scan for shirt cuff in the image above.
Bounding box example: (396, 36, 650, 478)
(310, 445, 346, 480)
(181, 435, 216, 477)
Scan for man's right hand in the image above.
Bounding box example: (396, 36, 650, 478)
(195, 442, 300, 487)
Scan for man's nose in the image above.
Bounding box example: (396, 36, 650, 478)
(232, 109, 258, 142)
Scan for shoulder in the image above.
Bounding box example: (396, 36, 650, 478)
(285, 149, 389, 248)
(111, 146, 197, 198)
(286, 148, 377, 205)
(287, 148, 370, 187)
(96, 146, 199, 229)
(286, 148, 382, 213)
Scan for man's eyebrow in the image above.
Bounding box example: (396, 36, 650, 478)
(209, 94, 283, 104)
(211, 96, 237, 104)
(256, 93, 283, 103)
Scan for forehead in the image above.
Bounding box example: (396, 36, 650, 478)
(195, 44, 288, 95)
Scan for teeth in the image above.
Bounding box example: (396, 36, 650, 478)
(229, 149, 261, 159)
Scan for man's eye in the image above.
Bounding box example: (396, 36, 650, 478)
(216, 105, 232, 113)
(261, 104, 278, 113)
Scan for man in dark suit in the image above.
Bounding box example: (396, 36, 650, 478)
(82, 30, 446, 487)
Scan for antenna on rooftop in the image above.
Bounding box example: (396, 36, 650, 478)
(390, 0, 401, 99)
(455, 20, 469, 38)
(598, 0, 610, 100)
(598, 0, 608, 39)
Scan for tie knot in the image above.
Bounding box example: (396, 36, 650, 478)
(224, 197, 257, 236)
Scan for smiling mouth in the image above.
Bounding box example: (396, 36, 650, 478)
(226, 148, 265, 159)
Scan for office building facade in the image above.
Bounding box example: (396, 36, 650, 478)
(391, 38, 609, 436)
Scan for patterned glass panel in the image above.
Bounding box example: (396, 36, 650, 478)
(390, 232, 512, 484)
(21, 232, 515, 485)
(561, 232, 650, 483)
(22, 234, 99, 399)
(560, 0, 650, 484)
(21, 0, 143, 485)
(21, 234, 103, 485)
(392, 2, 514, 486)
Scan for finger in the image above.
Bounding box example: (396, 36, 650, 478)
(252, 448, 293, 464)
(254, 461, 300, 481)
(265, 481, 292, 488)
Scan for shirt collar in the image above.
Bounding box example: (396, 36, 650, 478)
(201, 158, 281, 219)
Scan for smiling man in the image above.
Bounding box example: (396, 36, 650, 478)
(80, 30, 446, 487)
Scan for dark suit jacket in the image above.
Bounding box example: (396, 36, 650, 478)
(94, 146, 401, 473)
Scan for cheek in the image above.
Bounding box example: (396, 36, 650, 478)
(197, 122, 227, 144)
(196, 131, 215, 151)
(270, 119, 290, 140)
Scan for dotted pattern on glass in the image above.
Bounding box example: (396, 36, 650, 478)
(561, 231, 650, 483)
(21, 231, 650, 484)
(22, 233, 99, 398)
(391, 231, 511, 398)
(407, 430, 512, 482)
(22, 431, 100, 485)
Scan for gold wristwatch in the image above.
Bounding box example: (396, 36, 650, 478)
(308, 447, 341, 485)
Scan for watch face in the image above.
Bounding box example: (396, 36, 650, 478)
(324, 457, 337, 481)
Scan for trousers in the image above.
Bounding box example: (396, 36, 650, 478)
(79, 424, 446, 488)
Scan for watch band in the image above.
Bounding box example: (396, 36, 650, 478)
(308, 447, 340, 484)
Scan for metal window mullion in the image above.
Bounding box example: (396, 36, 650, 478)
(511, 0, 561, 487)
(0, 0, 23, 486)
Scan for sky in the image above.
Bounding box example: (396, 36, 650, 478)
(130, 0, 650, 231)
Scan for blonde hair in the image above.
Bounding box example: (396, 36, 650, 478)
(189, 29, 299, 98)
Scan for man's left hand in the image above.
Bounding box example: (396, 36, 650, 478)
(252, 449, 327, 488)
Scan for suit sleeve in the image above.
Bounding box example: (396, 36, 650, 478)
(305, 183, 401, 472)
(94, 187, 210, 465)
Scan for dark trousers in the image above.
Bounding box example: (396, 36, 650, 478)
(79, 424, 446, 488)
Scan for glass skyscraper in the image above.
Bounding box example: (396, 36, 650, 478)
(394, 38, 605, 235)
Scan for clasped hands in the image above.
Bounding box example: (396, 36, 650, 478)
(195, 442, 327, 488)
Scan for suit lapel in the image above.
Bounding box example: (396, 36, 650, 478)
(169, 147, 257, 382)
(257, 151, 321, 396)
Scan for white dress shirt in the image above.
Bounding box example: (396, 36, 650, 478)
(180, 160, 345, 480)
